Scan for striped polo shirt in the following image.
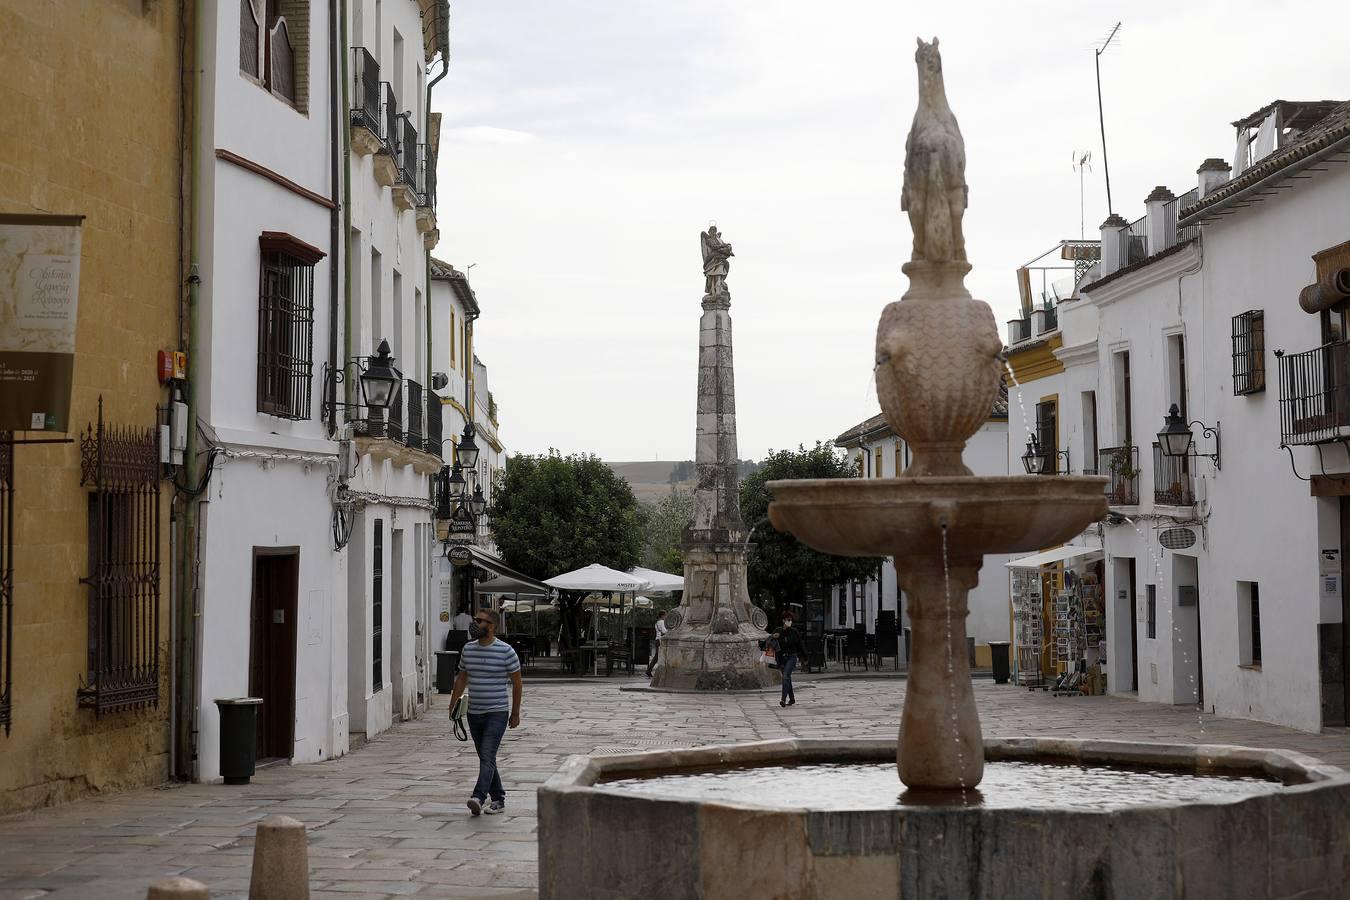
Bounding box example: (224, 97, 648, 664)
(460, 638, 521, 714)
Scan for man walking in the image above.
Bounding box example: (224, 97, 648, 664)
(646, 610, 668, 678)
(449, 609, 522, 816)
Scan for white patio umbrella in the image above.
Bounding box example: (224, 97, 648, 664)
(627, 566, 684, 593)
(544, 565, 653, 673)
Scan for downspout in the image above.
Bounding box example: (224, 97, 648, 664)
(176, 0, 204, 781)
(340, 0, 354, 410)
(327, 0, 342, 438)
(425, 59, 447, 392)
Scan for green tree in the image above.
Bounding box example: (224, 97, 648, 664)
(489, 451, 644, 655)
(639, 490, 694, 574)
(739, 443, 884, 615)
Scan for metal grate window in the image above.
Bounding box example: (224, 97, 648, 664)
(0, 435, 12, 734)
(1250, 583, 1262, 666)
(372, 518, 383, 693)
(1232, 310, 1266, 395)
(257, 236, 319, 420)
(1146, 585, 1156, 640)
(77, 399, 161, 716)
(1153, 442, 1194, 506)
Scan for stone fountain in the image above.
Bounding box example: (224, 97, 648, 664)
(537, 38, 1350, 900)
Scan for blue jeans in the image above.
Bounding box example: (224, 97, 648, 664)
(467, 711, 509, 802)
(780, 654, 797, 703)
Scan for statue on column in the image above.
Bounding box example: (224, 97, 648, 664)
(901, 37, 968, 265)
(701, 226, 734, 297)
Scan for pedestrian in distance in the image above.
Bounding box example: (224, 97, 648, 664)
(646, 610, 668, 678)
(770, 611, 805, 707)
(449, 609, 522, 816)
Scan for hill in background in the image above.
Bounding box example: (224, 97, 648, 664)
(605, 460, 762, 504)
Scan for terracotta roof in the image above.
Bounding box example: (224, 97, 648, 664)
(429, 256, 481, 316)
(1183, 100, 1350, 221)
(1080, 237, 1196, 294)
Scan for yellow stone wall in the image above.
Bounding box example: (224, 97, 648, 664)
(0, 0, 183, 813)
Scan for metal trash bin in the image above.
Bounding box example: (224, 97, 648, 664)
(214, 697, 263, 785)
(989, 641, 1011, 684)
(435, 650, 460, 693)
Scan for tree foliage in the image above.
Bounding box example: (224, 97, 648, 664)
(739, 443, 884, 610)
(639, 490, 694, 574)
(488, 451, 643, 580)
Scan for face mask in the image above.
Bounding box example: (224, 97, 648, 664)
(782, 620, 793, 629)
(469, 622, 486, 639)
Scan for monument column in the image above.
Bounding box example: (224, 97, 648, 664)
(650, 227, 778, 691)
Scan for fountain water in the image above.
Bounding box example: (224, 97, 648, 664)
(537, 37, 1350, 900)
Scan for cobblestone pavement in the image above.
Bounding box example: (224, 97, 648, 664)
(2, 674, 1347, 899)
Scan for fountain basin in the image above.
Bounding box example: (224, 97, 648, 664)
(537, 737, 1350, 900)
(765, 475, 1109, 559)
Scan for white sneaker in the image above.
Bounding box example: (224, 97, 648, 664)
(485, 800, 505, 815)
(467, 797, 483, 816)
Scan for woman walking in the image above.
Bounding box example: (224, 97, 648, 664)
(771, 612, 805, 707)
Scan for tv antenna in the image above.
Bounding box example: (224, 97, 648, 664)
(1094, 22, 1121, 215)
(1072, 150, 1093, 239)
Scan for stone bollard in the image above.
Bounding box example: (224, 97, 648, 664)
(248, 815, 310, 900)
(147, 876, 210, 899)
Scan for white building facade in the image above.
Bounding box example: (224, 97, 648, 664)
(189, 0, 451, 782)
(1009, 99, 1350, 731)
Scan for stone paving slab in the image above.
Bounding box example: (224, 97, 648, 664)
(2, 677, 1348, 899)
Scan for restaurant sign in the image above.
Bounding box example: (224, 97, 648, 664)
(0, 214, 83, 431)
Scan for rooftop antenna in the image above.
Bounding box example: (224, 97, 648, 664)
(1094, 22, 1121, 215)
(1072, 150, 1093, 239)
(466, 263, 478, 280)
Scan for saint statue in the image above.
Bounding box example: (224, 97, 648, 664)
(700, 226, 734, 297)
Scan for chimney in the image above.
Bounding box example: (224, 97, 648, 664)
(1099, 214, 1128, 277)
(1144, 186, 1175, 256)
(1197, 158, 1232, 199)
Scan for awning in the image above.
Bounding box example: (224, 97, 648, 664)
(627, 566, 684, 593)
(455, 545, 551, 595)
(1005, 546, 1103, 569)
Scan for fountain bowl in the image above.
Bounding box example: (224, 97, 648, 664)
(765, 475, 1109, 560)
(537, 737, 1350, 900)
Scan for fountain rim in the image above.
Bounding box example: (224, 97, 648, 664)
(544, 736, 1347, 814)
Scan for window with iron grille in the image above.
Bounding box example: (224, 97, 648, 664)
(372, 518, 383, 693)
(1036, 399, 1058, 474)
(0, 435, 12, 735)
(77, 399, 161, 716)
(1146, 584, 1157, 640)
(1232, 310, 1266, 395)
(257, 233, 322, 420)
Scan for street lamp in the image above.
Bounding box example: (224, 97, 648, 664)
(360, 339, 400, 410)
(1157, 403, 1221, 470)
(455, 422, 480, 471)
(469, 483, 487, 518)
(1022, 436, 1046, 475)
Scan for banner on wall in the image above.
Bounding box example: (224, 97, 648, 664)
(0, 213, 84, 432)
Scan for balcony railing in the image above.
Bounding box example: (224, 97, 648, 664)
(1099, 445, 1139, 506)
(350, 48, 380, 133)
(404, 379, 424, 449)
(1040, 303, 1058, 333)
(1276, 341, 1350, 446)
(385, 379, 405, 443)
(417, 143, 436, 209)
(1152, 442, 1194, 506)
(426, 391, 444, 458)
(1164, 187, 1200, 248)
(379, 82, 398, 154)
(1121, 214, 1148, 267)
(397, 117, 418, 186)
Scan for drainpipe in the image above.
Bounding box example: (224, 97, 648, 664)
(340, 0, 354, 410)
(327, 0, 342, 438)
(176, 0, 204, 781)
(425, 58, 447, 392)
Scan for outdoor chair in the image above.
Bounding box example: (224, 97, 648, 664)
(874, 632, 901, 671)
(842, 630, 869, 672)
(804, 636, 827, 673)
(607, 642, 633, 676)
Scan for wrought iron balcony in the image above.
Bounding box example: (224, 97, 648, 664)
(1152, 442, 1194, 506)
(405, 379, 424, 449)
(417, 143, 436, 209)
(350, 48, 380, 134)
(1164, 187, 1200, 247)
(386, 378, 405, 443)
(1099, 445, 1139, 506)
(1120, 214, 1148, 267)
(426, 391, 444, 457)
(1276, 341, 1350, 446)
(397, 117, 418, 187)
(379, 82, 398, 153)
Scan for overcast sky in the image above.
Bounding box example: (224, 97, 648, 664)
(434, 0, 1350, 462)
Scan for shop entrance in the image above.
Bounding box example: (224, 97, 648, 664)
(250, 549, 299, 761)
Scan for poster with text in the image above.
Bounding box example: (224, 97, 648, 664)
(0, 214, 83, 431)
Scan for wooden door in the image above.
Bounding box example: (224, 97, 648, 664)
(250, 550, 299, 761)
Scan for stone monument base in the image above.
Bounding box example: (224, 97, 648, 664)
(648, 631, 780, 691)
